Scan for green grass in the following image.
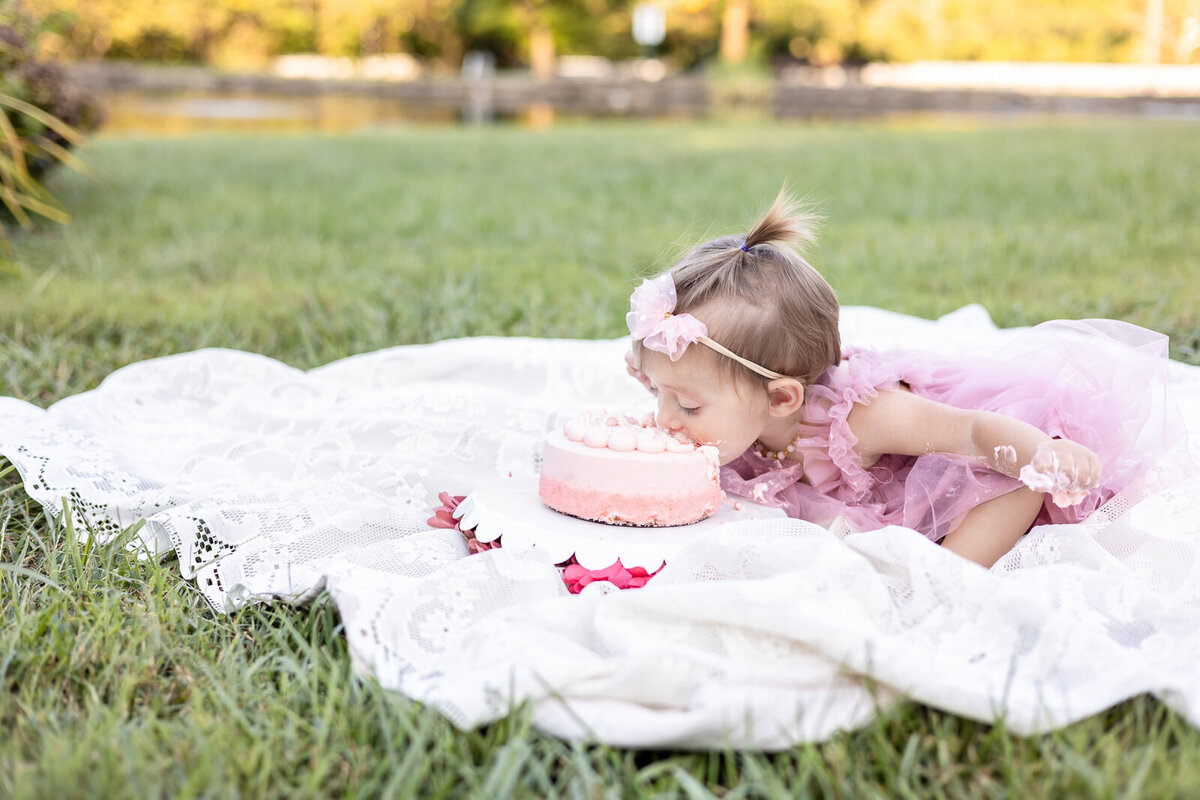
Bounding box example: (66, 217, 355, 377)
(3, 118, 1199, 402)
(3, 118, 1200, 797)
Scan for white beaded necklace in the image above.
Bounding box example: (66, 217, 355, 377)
(752, 430, 803, 461)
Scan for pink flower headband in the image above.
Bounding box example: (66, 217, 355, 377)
(626, 275, 786, 380)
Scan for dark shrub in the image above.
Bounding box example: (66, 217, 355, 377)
(1, 1, 102, 230)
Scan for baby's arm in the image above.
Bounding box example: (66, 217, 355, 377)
(849, 390, 1101, 567)
(973, 415, 1100, 507)
(848, 390, 1101, 503)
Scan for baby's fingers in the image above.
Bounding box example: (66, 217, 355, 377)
(1075, 449, 1102, 490)
(1030, 443, 1064, 476)
(1059, 445, 1101, 488)
(1021, 440, 1102, 508)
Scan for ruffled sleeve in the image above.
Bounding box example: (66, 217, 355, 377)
(721, 350, 908, 513)
(792, 350, 906, 503)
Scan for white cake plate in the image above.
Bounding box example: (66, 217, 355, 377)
(453, 477, 787, 571)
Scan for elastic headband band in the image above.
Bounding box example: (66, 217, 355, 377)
(697, 336, 786, 380)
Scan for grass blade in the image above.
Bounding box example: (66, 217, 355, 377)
(0, 561, 65, 592)
(0, 94, 85, 145)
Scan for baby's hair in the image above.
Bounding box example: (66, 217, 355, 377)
(651, 190, 841, 386)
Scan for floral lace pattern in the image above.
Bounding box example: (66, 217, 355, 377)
(4, 307, 1200, 750)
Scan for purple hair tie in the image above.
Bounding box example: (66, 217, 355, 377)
(740, 243, 749, 252)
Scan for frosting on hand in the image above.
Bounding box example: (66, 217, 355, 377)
(1018, 444, 1095, 507)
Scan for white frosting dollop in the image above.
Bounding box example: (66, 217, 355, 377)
(665, 437, 693, 454)
(563, 418, 590, 442)
(560, 412, 697, 454)
(583, 427, 611, 448)
(636, 428, 667, 453)
(607, 429, 638, 451)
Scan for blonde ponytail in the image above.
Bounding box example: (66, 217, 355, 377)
(743, 189, 821, 252)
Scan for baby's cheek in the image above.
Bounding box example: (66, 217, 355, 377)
(716, 441, 742, 464)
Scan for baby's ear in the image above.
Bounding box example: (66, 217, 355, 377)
(766, 379, 804, 417)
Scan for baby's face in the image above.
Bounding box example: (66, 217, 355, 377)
(638, 349, 772, 465)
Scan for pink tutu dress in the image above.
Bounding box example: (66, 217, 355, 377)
(721, 319, 1190, 541)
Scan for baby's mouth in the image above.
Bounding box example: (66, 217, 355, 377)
(670, 430, 708, 447)
(688, 435, 727, 455)
(647, 416, 717, 450)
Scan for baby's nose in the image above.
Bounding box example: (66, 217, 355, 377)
(656, 406, 684, 431)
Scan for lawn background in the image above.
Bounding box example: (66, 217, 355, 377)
(2, 118, 1200, 797)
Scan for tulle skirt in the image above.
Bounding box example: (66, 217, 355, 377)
(721, 319, 1193, 541)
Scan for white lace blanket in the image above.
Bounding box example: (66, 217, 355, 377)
(4, 306, 1200, 750)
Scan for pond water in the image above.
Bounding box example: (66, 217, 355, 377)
(91, 86, 991, 135)
(98, 88, 466, 134)
(93, 83, 1200, 136)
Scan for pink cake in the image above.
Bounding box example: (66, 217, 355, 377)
(539, 413, 724, 527)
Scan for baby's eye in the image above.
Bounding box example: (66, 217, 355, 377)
(679, 404, 700, 416)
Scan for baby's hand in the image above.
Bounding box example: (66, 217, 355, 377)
(625, 349, 652, 392)
(1018, 439, 1101, 508)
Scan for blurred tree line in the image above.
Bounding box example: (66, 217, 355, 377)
(19, 0, 1200, 71)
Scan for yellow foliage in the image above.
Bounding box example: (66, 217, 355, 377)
(19, 0, 1200, 66)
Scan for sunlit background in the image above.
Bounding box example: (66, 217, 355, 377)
(25, 0, 1200, 69)
(11, 0, 1200, 133)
